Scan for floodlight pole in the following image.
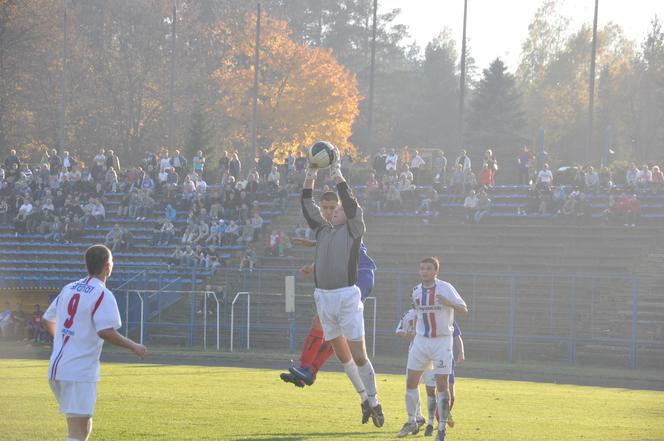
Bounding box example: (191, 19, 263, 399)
(168, 0, 177, 149)
(367, 0, 378, 154)
(458, 0, 468, 150)
(58, 0, 69, 154)
(251, 2, 261, 164)
(587, 0, 599, 163)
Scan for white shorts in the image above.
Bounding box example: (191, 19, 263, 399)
(314, 285, 364, 341)
(49, 380, 97, 417)
(407, 335, 453, 375)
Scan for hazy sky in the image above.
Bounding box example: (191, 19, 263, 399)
(380, 0, 663, 71)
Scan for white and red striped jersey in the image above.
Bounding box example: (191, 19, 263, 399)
(411, 279, 466, 338)
(43, 276, 121, 382)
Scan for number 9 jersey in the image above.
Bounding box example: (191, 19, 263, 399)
(44, 276, 122, 382)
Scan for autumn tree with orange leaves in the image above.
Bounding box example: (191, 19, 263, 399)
(209, 12, 360, 161)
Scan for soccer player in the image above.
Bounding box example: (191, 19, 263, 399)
(397, 257, 467, 441)
(397, 309, 465, 437)
(280, 191, 376, 388)
(296, 147, 384, 427)
(43, 245, 147, 441)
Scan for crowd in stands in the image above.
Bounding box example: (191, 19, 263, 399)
(0, 146, 303, 272)
(0, 300, 49, 344)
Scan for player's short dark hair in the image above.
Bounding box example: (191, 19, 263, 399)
(85, 244, 111, 276)
(320, 191, 339, 203)
(420, 256, 440, 271)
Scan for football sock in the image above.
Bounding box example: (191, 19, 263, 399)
(299, 326, 324, 368)
(406, 388, 420, 423)
(437, 390, 451, 430)
(357, 359, 378, 407)
(310, 341, 334, 375)
(427, 394, 437, 424)
(342, 360, 368, 402)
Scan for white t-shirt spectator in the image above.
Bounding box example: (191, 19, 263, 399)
(411, 155, 426, 170)
(463, 194, 478, 209)
(160, 157, 171, 173)
(386, 154, 398, 172)
(196, 179, 207, 194)
(537, 169, 553, 184)
(94, 153, 106, 167)
(43, 277, 122, 382)
(18, 202, 33, 216)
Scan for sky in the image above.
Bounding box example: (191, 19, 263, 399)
(380, 0, 664, 71)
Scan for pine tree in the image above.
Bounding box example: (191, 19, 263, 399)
(466, 58, 527, 159)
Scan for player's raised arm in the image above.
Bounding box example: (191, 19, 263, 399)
(301, 164, 326, 230)
(331, 160, 365, 238)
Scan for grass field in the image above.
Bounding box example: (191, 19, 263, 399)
(2, 359, 664, 441)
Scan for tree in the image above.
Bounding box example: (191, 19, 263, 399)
(209, 11, 360, 161)
(184, 104, 213, 162)
(465, 58, 527, 158)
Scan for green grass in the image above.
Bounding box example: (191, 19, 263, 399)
(2, 359, 664, 441)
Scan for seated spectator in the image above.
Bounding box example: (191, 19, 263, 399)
(104, 224, 123, 251)
(552, 186, 568, 213)
(120, 226, 134, 250)
(451, 164, 465, 195)
(27, 304, 47, 343)
(207, 219, 226, 246)
(384, 183, 402, 211)
(464, 169, 477, 192)
(278, 231, 291, 257)
(118, 192, 130, 217)
(559, 191, 578, 221)
(474, 188, 491, 223)
(63, 214, 83, 243)
(14, 197, 33, 234)
(158, 219, 175, 245)
(167, 245, 184, 266)
(463, 190, 478, 223)
(0, 197, 8, 225)
(250, 212, 264, 241)
(416, 187, 438, 215)
(181, 220, 199, 245)
(105, 166, 118, 192)
(239, 245, 258, 272)
(265, 230, 281, 256)
(267, 166, 280, 190)
(45, 216, 64, 242)
(195, 219, 210, 245)
(223, 219, 240, 244)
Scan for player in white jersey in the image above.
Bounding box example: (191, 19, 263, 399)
(43, 245, 147, 441)
(396, 257, 467, 441)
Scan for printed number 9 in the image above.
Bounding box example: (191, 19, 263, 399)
(63, 294, 80, 329)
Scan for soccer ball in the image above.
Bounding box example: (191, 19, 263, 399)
(307, 141, 338, 169)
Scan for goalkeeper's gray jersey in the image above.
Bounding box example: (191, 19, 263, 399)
(301, 182, 365, 290)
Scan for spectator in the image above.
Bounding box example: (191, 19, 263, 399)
(207, 219, 225, 246)
(373, 148, 387, 179)
(599, 166, 613, 190)
(224, 219, 240, 244)
(464, 169, 477, 193)
(170, 149, 188, 176)
(105, 166, 118, 192)
(45, 216, 64, 242)
(195, 219, 210, 245)
(474, 188, 492, 223)
(62, 150, 72, 172)
(120, 226, 134, 251)
(106, 149, 121, 172)
(410, 150, 426, 186)
(240, 219, 254, 245)
(400, 145, 411, 169)
(4, 149, 20, 170)
(257, 149, 273, 182)
(482, 149, 498, 187)
(0, 301, 13, 338)
(651, 165, 664, 194)
(27, 304, 47, 343)
(48, 148, 62, 176)
(463, 190, 478, 224)
(455, 149, 472, 174)
(239, 245, 257, 271)
(626, 163, 639, 191)
(104, 224, 123, 251)
(451, 164, 465, 195)
(416, 187, 438, 215)
(278, 231, 291, 257)
(432, 150, 447, 189)
(63, 214, 83, 243)
(267, 166, 280, 190)
(517, 146, 534, 185)
(167, 245, 184, 266)
(585, 166, 600, 192)
(575, 193, 592, 225)
(250, 211, 264, 240)
(192, 149, 206, 176)
(118, 192, 130, 218)
(385, 148, 398, 174)
(477, 163, 493, 189)
(0, 197, 8, 225)
(89, 198, 106, 227)
(266, 230, 280, 256)
(340, 151, 353, 179)
(229, 153, 241, 180)
(293, 223, 310, 240)
(636, 165, 652, 193)
(537, 163, 553, 189)
(295, 150, 307, 173)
